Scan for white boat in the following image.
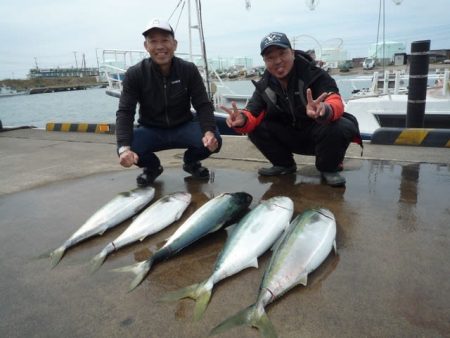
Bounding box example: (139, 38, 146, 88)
(345, 69, 450, 139)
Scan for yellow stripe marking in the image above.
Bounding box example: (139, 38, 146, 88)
(46, 123, 55, 131)
(395, 128, 430, 145)
(60, 123, 71, 132)
(77, 123, 89, 132)
(96, 124, 110, 133)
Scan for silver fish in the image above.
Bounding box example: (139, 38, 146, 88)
(210, 208, 337, 338)
(113, 192, 253, 292)
(50, 186, 155, 268)
(89, 192, 191, 273)
(161, 196, 293, 320)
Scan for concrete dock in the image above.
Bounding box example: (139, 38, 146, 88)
(0, 129, 449, 338)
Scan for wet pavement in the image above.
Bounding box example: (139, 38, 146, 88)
(1, 152, 449, 337)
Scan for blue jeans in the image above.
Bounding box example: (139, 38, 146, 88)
(131, 121, 222, 170)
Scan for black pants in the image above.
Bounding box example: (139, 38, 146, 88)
(248, 117, 358, 172)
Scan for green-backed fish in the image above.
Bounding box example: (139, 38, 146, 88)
(89, 192, 191, 273)
(50, 187, 155, 268)
(210, 208, 337, 338)
(161, 196, 293, 320)
(113, 192, 253, 292)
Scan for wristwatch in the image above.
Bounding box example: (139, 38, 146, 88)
(118, 146, 131, 156)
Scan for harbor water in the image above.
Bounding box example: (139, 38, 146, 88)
(0, 76, 372, 129)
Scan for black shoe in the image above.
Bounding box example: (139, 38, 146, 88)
(258, 164, 297, 176)
(183, 161, 210, 179)
(136, 166, 163, 187)
(321, 171, 346, 187)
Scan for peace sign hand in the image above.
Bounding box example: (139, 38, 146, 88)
(306, 88, 328, 120)
(221, 101, 246, 128)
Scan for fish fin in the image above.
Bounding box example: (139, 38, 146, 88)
(98, 226, 108, 236)
(209, 222, 225, 234)
(35, 249, 54, 260)
(224, 223, 237, 237)
(139, 235, 147, 242)
(193, 288, 213, 321)
(298, 273, 308, 286)
(89, 250, 108, 274)
(111, 259, 152, 292)
(159, 280, 213, 321)
(246, 257, 259, 269)
(333, 240, 338, 255)
(159, 283, 202, 302)
(209, 305, 255, 336)
(254, 310, 278, 338)
(50, 246, 66, 269)
(175, 208, 185, 221)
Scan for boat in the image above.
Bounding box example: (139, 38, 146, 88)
(0, 85, 28, 98)
(345, 69, 450, 139)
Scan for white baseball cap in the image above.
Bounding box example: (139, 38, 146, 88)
(142, 18, 174, 37)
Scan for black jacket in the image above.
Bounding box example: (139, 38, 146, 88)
(116, 56, 216, 147)
(246, 51, 340, 129)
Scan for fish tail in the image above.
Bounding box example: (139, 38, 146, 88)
(50, 246, 66, 268)
(159, 280, 213, 321)
(112, 259, 153, 292)
(209, 304, 277, 338)
(159, 283, 202, 302)
(89, 250, 108, 274)
(254, 311, 277, 338)
(193, 285, 213, 321)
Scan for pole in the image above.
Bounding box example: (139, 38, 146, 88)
(406, 40, 430, 128)
(73, 51, 78, 68)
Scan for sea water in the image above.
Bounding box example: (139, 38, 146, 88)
(0, 76, 371, 128)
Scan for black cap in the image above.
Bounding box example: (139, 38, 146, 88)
(260, 32, 291, 55)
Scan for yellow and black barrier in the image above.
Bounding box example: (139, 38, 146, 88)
(371, 128, 450, 147)
(46, 123, 115, 134)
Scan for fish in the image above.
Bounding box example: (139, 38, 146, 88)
(209, 208, 337, 338)
(50, 186, 155, 268)
(160, 196, 294, 320)
(112, 192, 253, 292)
(89, 192, 192, 273)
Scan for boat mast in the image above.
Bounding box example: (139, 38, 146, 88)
(193, 0, 211, 99)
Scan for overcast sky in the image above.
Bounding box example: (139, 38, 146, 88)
(1, 0, 449, 79)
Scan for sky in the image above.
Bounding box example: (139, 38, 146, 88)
(1, 0, 450, 79)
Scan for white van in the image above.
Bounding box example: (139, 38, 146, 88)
(363, 58, 375, 70)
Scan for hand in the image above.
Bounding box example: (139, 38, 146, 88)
(306, 88, 328, 119)
(202, 131, 219, 152)
(221, 101, 246, 128)
(119, 149, 139, 168)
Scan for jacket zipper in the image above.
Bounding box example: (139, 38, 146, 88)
(282, 87, 296, 126)
(163, 77, 170, 126)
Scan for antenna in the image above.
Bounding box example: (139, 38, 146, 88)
(305, 0, 320, 10)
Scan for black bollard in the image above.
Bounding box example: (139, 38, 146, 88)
(406, 40, 430, 128)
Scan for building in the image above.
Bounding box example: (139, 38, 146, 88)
(320, 47, 348, 69)
(368, 41, 406, 65)
(29, 67, 99, 79)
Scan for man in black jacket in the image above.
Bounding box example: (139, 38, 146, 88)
(116, 18, 221, 186)
(224, 32, 361, 187)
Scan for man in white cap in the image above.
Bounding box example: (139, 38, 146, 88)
(116, 18, 221, 186)
(223, 32, 361, 187)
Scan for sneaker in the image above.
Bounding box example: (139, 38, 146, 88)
(258, 164, 297, 176)
(136, 166, 163, 187)
(321, 171, 346, 187)
(183, 161, 210, 179)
